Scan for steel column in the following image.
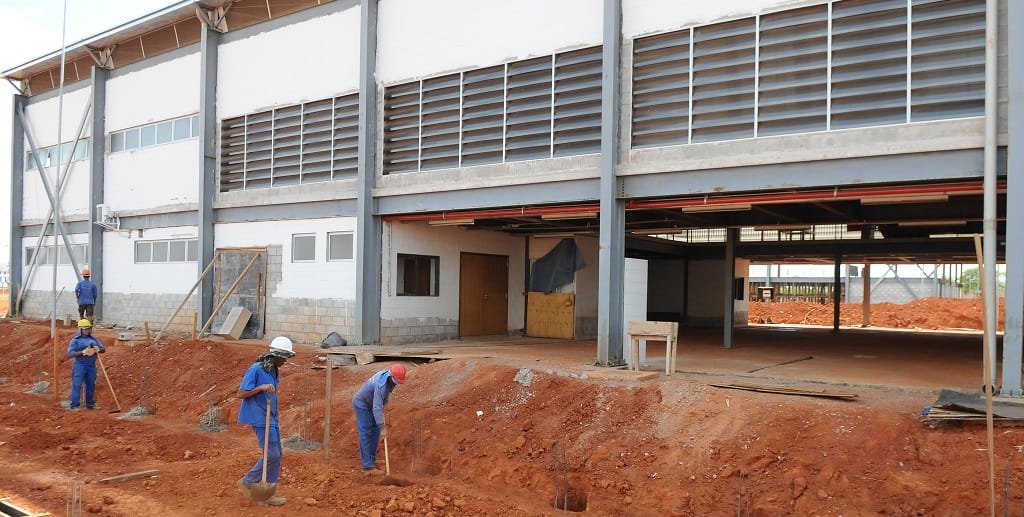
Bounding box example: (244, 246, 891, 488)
(197, 23, 220, 326)
(8, 95, 26, 316)
(354, 0, 381, 345)
(723, 228, 737, 348)
(597, 0, 625, 365)
(833, 253, 841, 333)
(1001, 0, 1024, 395)
(88, 66, 107, 320)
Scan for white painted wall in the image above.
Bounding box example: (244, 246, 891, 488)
(105, 52, 200, 131)
(104, 139, 198, 211)
(22, 87, 92, 147)
(382, 222, 526, 329)
(21, 234, 89, 292)
(217, 7, 361, 118)
(377, 0, 602, 84)
(623, 258, 648, 365)
(103, 226, 197, 295)
(22, 160, 91, 220)
(623, 0, 797, 38)
(215, 217, 357, 300)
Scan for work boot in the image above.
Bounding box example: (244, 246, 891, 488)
(236, 478, 251, 498)
(266, 496, 286, 506)
(363, 468, 384, 475)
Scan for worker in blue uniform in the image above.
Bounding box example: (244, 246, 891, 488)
(74, 268, 98, 320)
(352, 363, 407, 474)
(66, 318, 105, 409)
(235, 336, 294, 507)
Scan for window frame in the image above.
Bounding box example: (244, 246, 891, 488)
(396, 253, 440, 297)
(291, 233, 317, 263)
(327, 232, 354, 262)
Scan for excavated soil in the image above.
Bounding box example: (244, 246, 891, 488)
(1, 319, 1023, 515)
(749, 297, 1006, 331)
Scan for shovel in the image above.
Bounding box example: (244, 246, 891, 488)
(249, 397, 277, 502)
(378, 422, 408, 486)
(96, 355, 122, 414)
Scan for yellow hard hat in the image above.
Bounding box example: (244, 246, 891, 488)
(77, 319, 93, 328)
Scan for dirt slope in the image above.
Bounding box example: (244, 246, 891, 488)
(0, 320, 1020, 516)
(750, 297, 1006, 331)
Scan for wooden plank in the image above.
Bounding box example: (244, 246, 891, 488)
(100, 469, 160, 484)
(709, 383, 857, 400)
(579, 369, 658, 381)
(354, 351, 376, 365)
(627, 320, 678, 336)
(526, 292, 575, 339)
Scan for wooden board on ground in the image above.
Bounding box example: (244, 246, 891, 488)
(578, 368, 658, 382)
(325, 348, 446, 365)
(100, 469, 160, 484)
(709, 382, 858, 400)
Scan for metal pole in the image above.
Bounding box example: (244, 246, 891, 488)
(982, 0, 998, 389)
(53, 0, 70, 344)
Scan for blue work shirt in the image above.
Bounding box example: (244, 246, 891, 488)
(75, 279, 98, 304)
(352, 370, 397, 427)
(66, 332, 104, 368)
(237, 363, 279, 427)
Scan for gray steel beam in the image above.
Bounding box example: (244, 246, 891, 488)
(354, 0, 381, 346)
(832, 253, 841, 333)
(376, 177, 599, 215)
(1002, 0, 1024, 395)
(197, 23, 220, 326)
(8, 95, 25, 315)
(723, 228, 737, 348)
(88, 66, 107, 320)
(597, 0, 625, 365)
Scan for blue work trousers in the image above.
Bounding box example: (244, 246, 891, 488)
(242, 425, 282, 484)
(353, 402, 381, 469)
(69, 363, 97, 409)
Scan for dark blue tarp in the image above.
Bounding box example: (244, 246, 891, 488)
(530, 238, 585, 292)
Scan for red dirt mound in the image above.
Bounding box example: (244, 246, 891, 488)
(749, 297, 1006, 331)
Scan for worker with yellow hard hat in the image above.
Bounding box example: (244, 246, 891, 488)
(66, 319, 105, 410)
(75, 268, 98, 321)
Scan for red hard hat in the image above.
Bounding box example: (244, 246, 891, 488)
(389, 363, 407, 384)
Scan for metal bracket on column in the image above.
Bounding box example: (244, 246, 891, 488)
(86, 47, 115, 70)
(5, 78, 27, 96)
(196, 5, 230, 33)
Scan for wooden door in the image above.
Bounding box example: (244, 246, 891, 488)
(459, 253, 508, 337)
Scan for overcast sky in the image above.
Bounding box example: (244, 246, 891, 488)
(0, 0, 176, 268)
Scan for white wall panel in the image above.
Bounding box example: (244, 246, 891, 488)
(623, 258, 648, 365)
(104, 140, 199, 211)
(215, 218, 358, 299)
(217, 8, 362, 119)
(382, 222, 526, 329)
(378, 0, 601, 84)
(102, 226, 197, 295)
(23, 87, 92, 147)
(623, 0, 793, 38)
(22, 161, 91, 220)
(106, 52, 200, 131)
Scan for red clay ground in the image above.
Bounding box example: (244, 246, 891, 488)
(1, 319, 1023, 515)
(749, 297, 1006, 331)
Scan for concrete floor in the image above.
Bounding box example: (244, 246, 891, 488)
(382, 325, 992, 391)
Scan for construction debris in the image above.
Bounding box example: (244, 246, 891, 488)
(100, 470, 160, 484)
(117, 406, 153, 420)
(513, 368, 535, 387)
(25, 381, 49, 394)
(282, 433, 321, 452)
(922, 389, 1024, 423)
(709, 381, 858, 400)
(746, 355, 814, 373)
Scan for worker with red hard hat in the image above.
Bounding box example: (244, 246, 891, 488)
(74, 268, 98, 321)
(351, 363, 407, 474)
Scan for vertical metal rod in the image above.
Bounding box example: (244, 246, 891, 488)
(1002, 464, 1009, 517)
(52, 0, 70, 347)
(982, 0, 999, 391)
(323, 358, 332, 459)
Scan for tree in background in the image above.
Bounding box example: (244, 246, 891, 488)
(960, 267, 1006, 296)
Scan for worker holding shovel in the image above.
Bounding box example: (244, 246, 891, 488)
(235, 337, 294, 506)
(65, 319, 105, 410)
(352, 363, 407, 475)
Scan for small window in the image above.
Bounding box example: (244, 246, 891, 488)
(135, 241, 152, 263)
(156, 121, 173, 144)
(72, 140, 89, 161)
(76, 244, 88, 264)
(191, 115, 200, 137)
(24, 151, 33, 170)
(140, 125, 156, 147)
(186, 239, 198, 262)
(174, 118, 191, 140)
(151, 241, 169, 262)
(56, 246, 70, 265)
(328, 232, 354, 261)
(169, 240, 187, 262)
(24, 247, 35, 266)
(59, 143, 73, 163)
(110, 132, 126, 153)
(124, 128, 140, 150)
(397, 254, 439, 296)
(292, 234, 316, 262)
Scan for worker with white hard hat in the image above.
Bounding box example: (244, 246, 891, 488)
(235, 336, 295, 506)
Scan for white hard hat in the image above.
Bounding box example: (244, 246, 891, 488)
(269, 336, 295, 357)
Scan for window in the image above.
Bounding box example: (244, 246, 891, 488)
(24, 244, 87, 266)
(134, 238, 197, 263)
(24, 138, 91, 170)
(328, 232, 354, 261)
(397, 254, 439, 296)
(108, 114, 199, 155)
(292, 234, 316, 262)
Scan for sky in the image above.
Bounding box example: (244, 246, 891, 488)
(0, 0, 176, 270)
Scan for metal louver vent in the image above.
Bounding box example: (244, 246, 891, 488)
(757, 4, 828, 136)
(382, 82, 421, 174)
(553, 46, 602, 157)
(910, 0, 985, 121)
(631, 28, 690, 148)
(420, 73, 461, 170)
(218, 91, 361, 192)
(505, 56, 554, 161)
(460, 65, 505, 166)
(831, 0, 908, 129)
(692, 17, 756, 143)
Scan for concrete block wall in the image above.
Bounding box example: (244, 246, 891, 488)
(264, 296, 354, 345)
(103, 292, 198, 332)
(20, 290, 82, 322)
(380, 317, 458, 346)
